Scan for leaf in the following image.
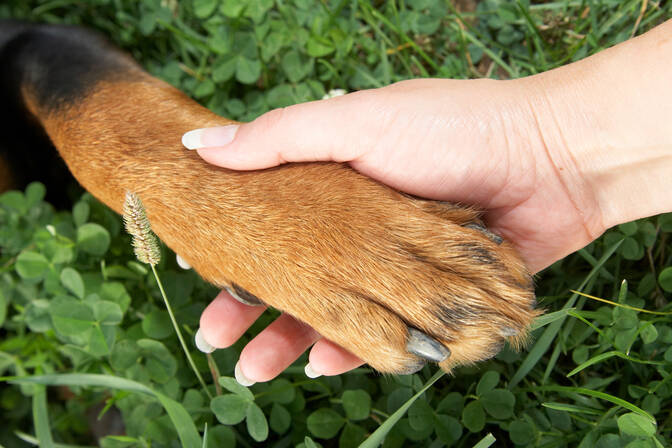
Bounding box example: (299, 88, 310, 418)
(281, 49, 307, 82)
(461, 400, 486, 432)
(339, 422, 366, 447)
(481, 389, 515, 419)
(72, 201, 90, 227)
(211, 394, 249, 425)
(617, 412, 656, 438)
(218, 376, 255, 401)
(212, 55, 238, 82)
(236, 57, 261, 84)
(408, 398, 433, 432)
(658, 267, 672, 292)
(9, 374, 201, 448)
(341, 389, 371, 421)
(16, 251, 50, 279)
(49, 297, 94, 337)
(307, 408, 345, 439)
(509, 420, 534, 444)
(641, 324, 658, 344)
(77, 223, 111, 256)
(360, 370, 444, 448)
(60, 267, 85, 299)
(194, 0, 219, 18)
(25, 182, 46, 208)
(142, 310, 173, 339)
(476, 371, 500, 396)
(434, 414, 462, 445)
(246, 403, 269, 442)
(264, 378, 295, 404)
(306, 36, 334, 57)
(270, 404, 291, 434)
(206, 425, 235, 448)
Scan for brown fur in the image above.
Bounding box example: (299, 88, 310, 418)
(18, 60, 538, 374)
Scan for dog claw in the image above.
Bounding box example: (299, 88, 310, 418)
(406, 328, 451, 362)
(464, 223, 503, 245)
(225, 283, 263, 306)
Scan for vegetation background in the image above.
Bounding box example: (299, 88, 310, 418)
(1, 0, 672, 447)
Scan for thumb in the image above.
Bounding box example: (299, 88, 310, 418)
(181, 90, 379, 170)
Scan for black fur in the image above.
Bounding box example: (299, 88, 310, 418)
(0, 20, 139, 205)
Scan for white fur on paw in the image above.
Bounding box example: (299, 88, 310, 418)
(176, 254, 191, 270)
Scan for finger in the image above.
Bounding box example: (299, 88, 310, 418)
(182, 91, 378, 170)
(307, 338, 364, 377)
(198, 290, 266, 349)
(237, 314, 320, 383)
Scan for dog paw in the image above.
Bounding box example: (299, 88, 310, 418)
(150, 162, 538, 374)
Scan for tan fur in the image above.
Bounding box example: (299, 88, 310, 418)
(27, 72, 538, 374)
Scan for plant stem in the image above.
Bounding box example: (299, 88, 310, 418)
(150, 265, 212, 400)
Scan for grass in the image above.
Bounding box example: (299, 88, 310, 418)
(1, 0, 672, 447)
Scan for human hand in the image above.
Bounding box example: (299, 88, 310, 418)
(184, 19, 672, 384)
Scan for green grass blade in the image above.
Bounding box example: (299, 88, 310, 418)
(529, 308, 575, 331)
(535, 385, 656, 423)
(542, 402, 603, 415)
(14, 430, 95, 448)
(567, 350, 666, 377)
(358, 370, 445, 448)
(10, 373, 202, 448)
(472, 433, 497, 448)
(508, 239, 623, 389)
(33, 385, 55, 448)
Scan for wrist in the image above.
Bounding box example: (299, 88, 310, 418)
(527, 19, 672, 234)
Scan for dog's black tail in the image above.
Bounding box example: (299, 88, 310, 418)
(0, 20, 143, 203)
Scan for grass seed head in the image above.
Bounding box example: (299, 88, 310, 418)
(123, 191, 161, 266)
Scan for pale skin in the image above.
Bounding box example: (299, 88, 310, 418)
(182, 20, 672, 384)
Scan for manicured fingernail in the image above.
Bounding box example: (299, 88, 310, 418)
(195, 329, 215, 353)
(182, 125, 239, 150)
(176, 254, 191, 270)
(304, 363, 322, 379)
(235, 361, 256, 387)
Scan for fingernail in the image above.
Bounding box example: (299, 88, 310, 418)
(406, 328, 450, 363)
(176, 254, 191, 270)
(182, 125, 239, 150)
(304, 363, 322, 379)
(235, 361, 256, 387)
(195, 328, 215, 353)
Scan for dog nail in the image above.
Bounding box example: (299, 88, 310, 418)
(182, 125, 239, 150)
(195, 329, 215, 353)
(226, 284, 263, 306)
(304, 363, 322, 379)
(500, 326, 518, 337)
(406, 328, 451, 362)
(464, 223, 504, 245)
(176, 254, 191, 270)
(234, 361, 256, 387)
